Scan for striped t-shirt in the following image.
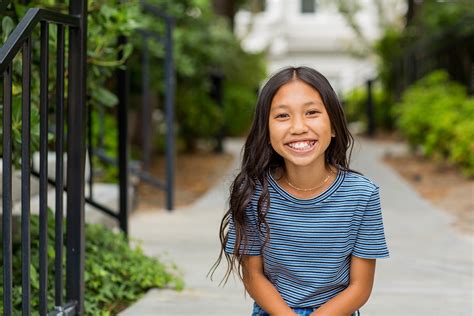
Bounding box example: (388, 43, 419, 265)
(225, 168, 389, 308)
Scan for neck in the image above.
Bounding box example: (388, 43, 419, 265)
(283, 161, 333, 190)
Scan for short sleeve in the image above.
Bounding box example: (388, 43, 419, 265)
(224, 205, 262, 256)
(352, 186, 390, 259)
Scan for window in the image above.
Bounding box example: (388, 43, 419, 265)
(301, 0, 317, 13)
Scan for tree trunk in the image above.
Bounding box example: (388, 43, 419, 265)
(212, 0, 237, 29)
(406, 0, 418, 27)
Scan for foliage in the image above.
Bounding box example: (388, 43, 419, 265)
(0, 95, 42, 169)
(89, 107, 119, 182)
(1, 0, 265, 165)
(343, 83, 394, 131)
(394, 70, 474, 176)
(84, 223, 183, 315)
(127, 0, 265, 151)
(0, 211, 183, 315)
(374, 0, 474, 98)
(220, 37, 265, 137)
(325, 0, 405, 58)
(0, 36, 44, 168)
(370, 0, 474, 135)
(412, 0, 474, 36)
(0, 0, 140, 170)
(373, 26, 403, 100)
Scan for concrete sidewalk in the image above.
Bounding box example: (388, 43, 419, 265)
(119, 137, 474, 316)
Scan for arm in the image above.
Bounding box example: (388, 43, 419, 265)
(311, 256, 376, 316)
(242, 255, 297, 316)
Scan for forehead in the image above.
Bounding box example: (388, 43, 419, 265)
(271, 80, 323, 107)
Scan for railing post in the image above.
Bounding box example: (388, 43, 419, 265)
(141, 35, 151, 171)
(66, 1, 87, 314)
(164, 17, 175, 211)
(210, 71, 224, 154)
(366, 79, 375, 137)
(117, 35, 129, 235)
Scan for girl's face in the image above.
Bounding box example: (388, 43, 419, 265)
(268, 80, 334, 171)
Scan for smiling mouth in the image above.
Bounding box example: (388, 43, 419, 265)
(286, 140, 317, 152)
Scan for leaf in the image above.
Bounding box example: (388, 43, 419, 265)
(91, 86, 118, 107)
(30, 264, 39, 289)
(2, 16, 15, 42)
(99, 4, 118, 19)
(122, 42, 133, 61)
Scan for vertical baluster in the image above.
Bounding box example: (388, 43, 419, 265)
(39, 21, 49, 316)
(87, 88, 93, 200)
(55, 23, 65, 309)
(3, 64, 13, 316)
(164, 19, 175, 211)
(21, 36, 32, 316)
(117, 35, 129, 235)
(141, 36, 150, 170)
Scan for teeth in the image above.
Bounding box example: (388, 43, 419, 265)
(288, 141, 315, 150)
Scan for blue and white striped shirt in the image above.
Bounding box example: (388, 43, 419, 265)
(225, 169, 389, 308)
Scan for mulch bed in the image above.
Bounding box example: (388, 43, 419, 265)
(135, 150, 234, 211)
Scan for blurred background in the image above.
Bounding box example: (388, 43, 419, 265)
(1, 0, 473, 314)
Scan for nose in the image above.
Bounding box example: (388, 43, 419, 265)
(289, 115, 308, 134)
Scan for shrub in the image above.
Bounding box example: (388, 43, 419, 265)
(394, 70, 474, 176)
(0, 212, 183, 315)
(343, 84, 394, 131)
(126, 0, 266, 151)
(449, 99, 474, 176)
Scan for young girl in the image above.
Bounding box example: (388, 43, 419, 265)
(211, 66, 389, 316)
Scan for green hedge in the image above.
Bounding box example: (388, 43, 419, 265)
(394, 70, 474, 176)
(0, 212, 183, 315)
(343, 84, 394, 131)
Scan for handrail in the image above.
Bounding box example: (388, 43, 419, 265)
(0, 8, 80, 72)
(140, 1, 175, 22)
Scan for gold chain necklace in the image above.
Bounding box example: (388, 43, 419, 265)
(285, 170, 334, 192)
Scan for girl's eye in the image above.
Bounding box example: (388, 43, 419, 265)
(275, 113, 289, 119)
(306, 110, 320, 116)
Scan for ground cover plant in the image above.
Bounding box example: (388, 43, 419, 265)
(0, 212, 183, 315)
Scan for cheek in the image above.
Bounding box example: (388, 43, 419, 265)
(268, 123, 278, 141)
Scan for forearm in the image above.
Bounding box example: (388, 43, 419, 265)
(244, 273, 296, 316)
(311, 284, 370, 316)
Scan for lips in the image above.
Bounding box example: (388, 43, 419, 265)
(285, 140, 317, 152)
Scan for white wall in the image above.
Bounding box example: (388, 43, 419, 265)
(235, 0, 403, 94)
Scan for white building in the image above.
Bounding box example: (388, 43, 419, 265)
(235, 0, 404, 94)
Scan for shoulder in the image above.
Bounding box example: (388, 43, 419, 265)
(341, 169, 379, 195)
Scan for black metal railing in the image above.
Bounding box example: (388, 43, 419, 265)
(210, 71, 225, 153)
(1, 1, 87, 314)
(136, 2, 175, 211)
(394, 17, 474, 98)
(340, 77, 379, 137)
(87, 2, 175, 234)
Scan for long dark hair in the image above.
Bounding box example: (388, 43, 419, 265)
(209, 66, 358, 283)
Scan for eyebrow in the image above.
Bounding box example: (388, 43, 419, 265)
(303, 101, 324, 107)
(271, 100, 324, 111)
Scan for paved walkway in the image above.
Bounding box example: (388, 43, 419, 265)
(119, 137, 474, 316)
